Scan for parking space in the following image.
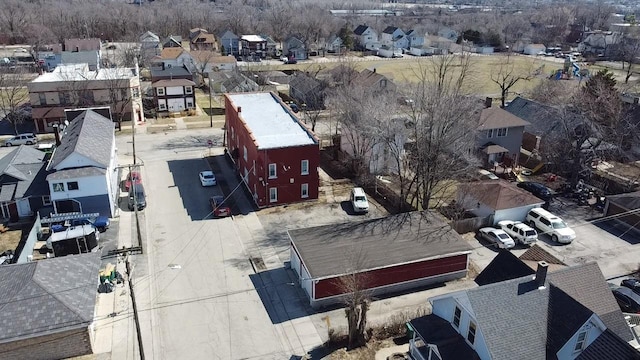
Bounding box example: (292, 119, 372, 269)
(465, 197, 640, 278)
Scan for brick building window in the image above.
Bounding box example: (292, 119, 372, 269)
(268, 163, 277, 179)
(269, 188, 278, 202)
(301, 183, 309, 198)
(301, 160, 309, 175)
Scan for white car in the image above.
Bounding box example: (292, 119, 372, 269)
(497, 220, 537, 246)
(199, 171, 217, 186)
(526, 208, 576, 244)
(478, 227, 516, 249)
(4, 133, 37, 146)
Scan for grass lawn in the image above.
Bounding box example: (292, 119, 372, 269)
(248, 54, 638, 99)
(150, 117, 176, 125)
(194, 89, 224, 112)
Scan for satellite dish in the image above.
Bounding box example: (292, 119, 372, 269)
(64, 120, 69, 126)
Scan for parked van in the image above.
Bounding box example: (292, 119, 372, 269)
(350, 187, 369, 213)
(525, 208, 576, 244)
(128, 184, 147, 211)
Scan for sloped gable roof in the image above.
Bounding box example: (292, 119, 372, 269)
(464, 262, 634, 360)
(354, 25, 370, 36)
(458, 180, 544, 211)
(289, 72, 323, 95)
(504, 96, 564, 136)
(0, 146, 48, 200)
(354, 68, 391, 88)
(47, 110, 114, 171)
(474, 250, 534, 286)
(478, 107, 530, 130)
(139, 31, 159, 42)
(383, 26, 399, 34)
(577, 329, 640, 360)
(0, 253, 100, 342)
(160, 47, 185, 60)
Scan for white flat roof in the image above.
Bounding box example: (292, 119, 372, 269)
(32, 63, 135, 83)
(241, 35, 266, 42)
(228, 93, 317, 149)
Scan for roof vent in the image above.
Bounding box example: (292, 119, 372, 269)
(534, 261, 549, 289)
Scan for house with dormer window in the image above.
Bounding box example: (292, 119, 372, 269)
(408, 261, 640, 360)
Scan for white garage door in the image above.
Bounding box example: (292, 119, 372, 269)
(167, 98, 185, 112)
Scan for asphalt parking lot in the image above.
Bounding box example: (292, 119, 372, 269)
(466, 196, 640, 279)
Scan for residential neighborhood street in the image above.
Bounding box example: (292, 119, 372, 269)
(107, 122, 640, 360)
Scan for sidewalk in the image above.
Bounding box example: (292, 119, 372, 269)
(91, 154, 139, 359)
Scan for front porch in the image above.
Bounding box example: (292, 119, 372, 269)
(408, 315, 479, 360)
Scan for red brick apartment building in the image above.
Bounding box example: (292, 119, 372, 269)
(225, 92, 319, 207)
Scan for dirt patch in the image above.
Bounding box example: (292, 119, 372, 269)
(329, 338, 393, 360)
(0, 228, 22, 254)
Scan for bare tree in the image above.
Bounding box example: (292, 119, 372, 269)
(0, 0, 28, 44)
(490, 55, 533, 108)
(617, 30, 640, 84)
(334, 248, 371, 350)
(0, 68, 30, 135)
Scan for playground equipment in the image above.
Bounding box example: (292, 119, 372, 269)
(550, 56, 588, 80)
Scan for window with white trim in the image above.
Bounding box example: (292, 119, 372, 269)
(185, 86, 193, 94)
(301, 183, 309, 198)
(453, 306, 462, 328)
(574, 330, 588, 352)
(467, 321, 476, 345)
(243, 146, 247, 161)
(187, 100, 194, 108)
(301, 160, 309, 175)
(67, 181, 79, 191)
(158, 102, 166, 111)
(52, 183, 64, 192)
(157, 87, 165, 96)
(497, 128, 508, 137)
(269, 188, 277, 202)
(42, 195, 51, 205)
(487, 129, 493, 138)
(268, 163, 277, 179)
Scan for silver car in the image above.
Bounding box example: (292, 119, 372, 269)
(478, 227, 516, 249)
(4, 133, 37, 146)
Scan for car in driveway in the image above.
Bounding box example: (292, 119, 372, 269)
(497, 220, 537, 246)
(210, 195, 231, 218)
(124, 171, 142, 191)
(477, 227, 516, 249)
(525, 207, 576, 244)
(610, 284, 640, 314)
(517, 181, 553, 201)
(621, 278, 640, 295)
(199, 171, 217, 186)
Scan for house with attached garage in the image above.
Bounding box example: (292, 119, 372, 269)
(407, 261, 640, 360)
(457, 180, 545, 225)
(225, 92, 319, 207)
(0, 252, 101, 359)
(0, 146, 50, 222)
(477, 106, 530, 167)
(288, 211, 473, 308)
(46, 109, 119, 217)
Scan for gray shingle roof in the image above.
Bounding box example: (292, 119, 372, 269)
(577, 329, 640, 360)
(606, 191, 640, 211)
(46, 166, 105, 181)
(47, 110, 114, 171)
(0, 252, 100, 342)
(288, 211, 473, 279)
(409, 314, 480, 360)
(463, 262, 634, 360)
(474, 250, 534, 286)
(504, 96, 563, 136)
(0, 146, 48, 200)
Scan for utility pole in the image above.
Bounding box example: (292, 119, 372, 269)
(209, 76, 213, 128)
(125, 253, 145, 360)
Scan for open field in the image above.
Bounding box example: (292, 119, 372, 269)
(244, 54, 640, 99)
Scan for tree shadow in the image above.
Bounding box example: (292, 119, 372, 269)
(154, 134, 222, 151)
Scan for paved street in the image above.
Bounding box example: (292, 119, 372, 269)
(110, 125, 640, 360)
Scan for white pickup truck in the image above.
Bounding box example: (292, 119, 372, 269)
(497, 220, 538, 246)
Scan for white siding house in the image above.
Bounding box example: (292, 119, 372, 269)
(46, 109, 118, 217)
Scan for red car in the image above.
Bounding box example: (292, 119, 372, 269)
(210, 196, 231, 217)
(125, 171, 142, 191)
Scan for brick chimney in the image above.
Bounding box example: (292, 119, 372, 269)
(534, 261, 549, 289)
(485, 97, 492, 108)
(53, 124, 61, 146)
